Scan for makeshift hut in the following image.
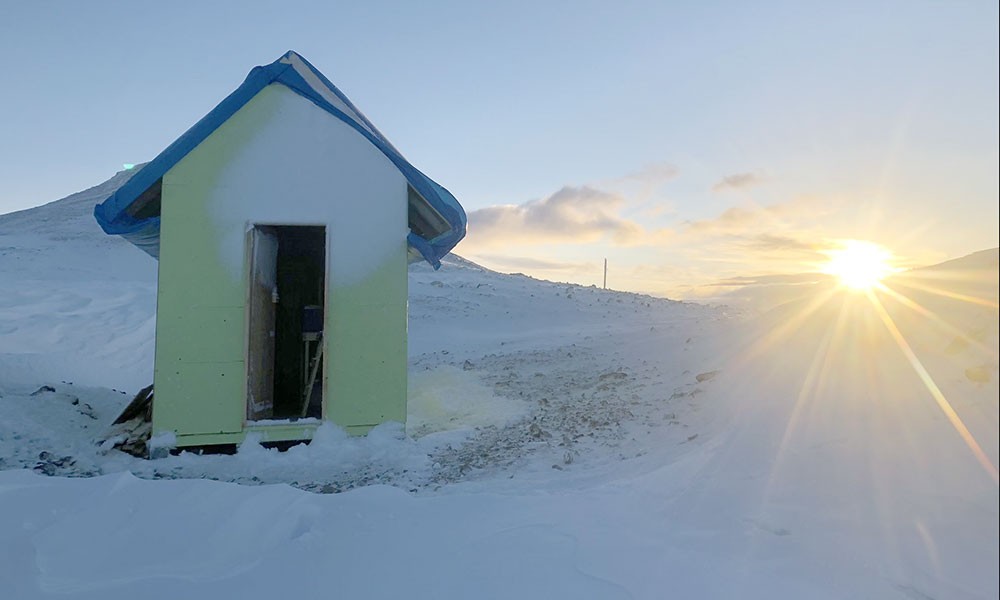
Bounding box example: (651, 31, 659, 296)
(94, 51, 466, 449)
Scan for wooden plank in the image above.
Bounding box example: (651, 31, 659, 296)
(246, 226, 278, 421)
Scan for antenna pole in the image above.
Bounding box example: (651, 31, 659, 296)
(603, 258, 607, 290)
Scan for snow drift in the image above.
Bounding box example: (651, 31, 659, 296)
(0, 171, 997, 599)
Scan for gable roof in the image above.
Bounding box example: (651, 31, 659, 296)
(93, 51, 466, 268)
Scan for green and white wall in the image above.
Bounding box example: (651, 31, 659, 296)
(153, 84, 408, 447)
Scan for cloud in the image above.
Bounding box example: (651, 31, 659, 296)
(739, 233, 820, 253)
(687, 206, 757, 232)
(706, 272, 832, 288)
(466, 186, 644, 248)
(685, 197, 828, 234)
(676, 230, 830, 270)
(666, 198, 847, 283)
(712, 172, 763, 192)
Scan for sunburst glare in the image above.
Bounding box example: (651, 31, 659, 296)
(735, 240, 1000, 486)
(821, 239, 899, 291)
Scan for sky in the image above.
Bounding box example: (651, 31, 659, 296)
(0, 0, 997, 299)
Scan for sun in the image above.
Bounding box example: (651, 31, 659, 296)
(821, 240, 898, 291)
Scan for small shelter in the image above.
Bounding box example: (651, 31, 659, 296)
(94, 51, 466, 449)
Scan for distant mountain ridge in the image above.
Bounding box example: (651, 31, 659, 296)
(0, 166, 143, 238)
(908, 247, 999, 272)
(1, 167, 995, 292)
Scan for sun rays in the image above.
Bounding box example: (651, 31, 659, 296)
(865, 288, 999, 483)
(821, 239, 901, 292)
(737, 242, 999, 487)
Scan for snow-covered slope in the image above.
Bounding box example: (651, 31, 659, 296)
(0, 168, 156, 391)
(0, 171, 996, 599)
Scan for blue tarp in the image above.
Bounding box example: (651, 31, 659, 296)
(93, 51, 466, 268)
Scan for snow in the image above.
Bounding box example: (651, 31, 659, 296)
(146, 431, 176, 453)
(0, 171, 997, 598)
(407, 365, 530, 438)
(0, 167, 156, 392)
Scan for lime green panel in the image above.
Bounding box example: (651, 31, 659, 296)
(152, 361, 246, 435)
(151, 91, 274, 438)
(154, 212, 245, 307)
(341, 424, 377, 436)
(154, 307, 245, 363)
(174, 432, 247, 447)
(152, 83, 408, 439)
(245, 423, 319, 440)
(325, 248, 408, 427)
(173, 423, 379, 448)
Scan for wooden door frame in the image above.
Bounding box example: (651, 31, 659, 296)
(242, 221, 329, 426)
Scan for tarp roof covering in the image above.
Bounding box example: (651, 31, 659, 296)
(93, 51, 466, 268)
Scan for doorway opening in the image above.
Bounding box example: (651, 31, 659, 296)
(247, 225, 326, 422)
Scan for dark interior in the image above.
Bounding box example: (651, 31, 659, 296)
(125, 179, 162, 219)
(408, 185, 450, 239)
(272, 225, 325, 419)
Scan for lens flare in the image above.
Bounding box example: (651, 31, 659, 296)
(822, 240, 898, 291)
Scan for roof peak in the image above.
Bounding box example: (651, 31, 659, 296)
(93, 51, 465, 267)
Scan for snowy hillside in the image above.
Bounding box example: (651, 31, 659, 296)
(0, 168, 156, 391)
(0, 171, 997, 599)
